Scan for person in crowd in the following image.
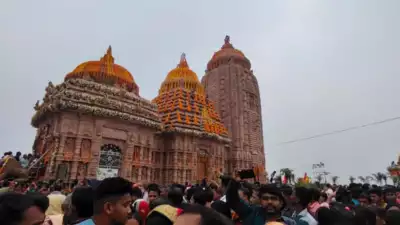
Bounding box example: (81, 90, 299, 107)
(369, 188, 387, 208)
(76, 177, 133, 225)
(281, 184, 295, 217)
(0, 192, 46, 225)
(168, 184, 189, 209)
(357, 192, 370, 207)
(15, 151, 22, 162)
(175, 204, 233, 225)
(46, 183, 67, 216)
(319, 192, 330, 208)
(192, 186, 214, 207)
(323, 183, 334, 197)
(384, 186, 397, 205)
(68, 187, 95, 225)
(225, 176, 296, 225)
(386, 210, 400, 225)
(147, 183, 161, 204)
(352, 207, 376, 225)
(308, 188, 321, 217)
(293, 187, 318, 225)
(238, 187, 251, 205)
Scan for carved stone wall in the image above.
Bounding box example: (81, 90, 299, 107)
(202, 63, 266, 181)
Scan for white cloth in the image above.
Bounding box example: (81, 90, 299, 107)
(298, 208, 318, 225)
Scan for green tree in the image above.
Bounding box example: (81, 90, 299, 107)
(331, 176, 339, 185)
(349, 176, 356, 184)
(280, 168, 294, 184)
(358, 176, 366, 183)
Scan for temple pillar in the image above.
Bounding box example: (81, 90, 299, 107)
(87, 138, 101, 179)
(121, 144, 134, 181)
(70, 137, 82, 180)
(138, 167, 142, 181)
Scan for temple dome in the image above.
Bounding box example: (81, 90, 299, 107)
(207, 35, 250, 70)
(158, 53, 204, 95)
(65, 46, 139, 95)
(153, 53, 229, 139)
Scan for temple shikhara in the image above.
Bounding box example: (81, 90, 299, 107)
(31, 36, 266, 183)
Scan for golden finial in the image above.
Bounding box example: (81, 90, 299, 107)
(178, 53, 189, 68)
(100, 45, 115, 74)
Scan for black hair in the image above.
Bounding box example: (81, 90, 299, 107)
(211, 200, 231, 219)
(94, 177, 133, 214)
(281, 185, 293, 196)
(320, 192, 328, 202)
(0, 192, 36, 225)
(53, 183, 63, 192)
(149, 197, 170, 210)
(26, 192, 49, 213)
(239, 187, 251, 200)
(181, 204, 233, 225)
(131, 187, 143, 199)
(295, 187, 312, 208)
(168, 185, 184, 205)
(309, 188, 321, 202)
(193, 187, 214, 206)
(147, 183, 161, 196)
(72, 187, 95, 218)
(316, 207, 337, 225)
(369, 188, 382, 196)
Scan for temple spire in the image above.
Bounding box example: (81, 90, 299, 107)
(224, 35, 230, 44)
(178, 52, 189, 68)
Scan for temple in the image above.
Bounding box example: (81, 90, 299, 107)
(31, 37, 266, 183)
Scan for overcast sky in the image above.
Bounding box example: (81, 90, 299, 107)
(1, 0, 400, 184)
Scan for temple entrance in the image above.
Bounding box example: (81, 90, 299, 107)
(97, 144, 122, 180)
(197, 150, 209, 180)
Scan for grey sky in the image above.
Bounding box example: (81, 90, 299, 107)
(1, 1, 400, 183)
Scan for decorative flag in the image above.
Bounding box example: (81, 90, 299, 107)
(282, 174, 287, 184)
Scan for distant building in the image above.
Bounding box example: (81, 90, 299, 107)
(31, 36, 266, 183)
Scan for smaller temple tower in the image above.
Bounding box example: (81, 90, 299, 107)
(202, 36, 266, 180)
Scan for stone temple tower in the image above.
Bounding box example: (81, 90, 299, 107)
(201, 36, 266, 180)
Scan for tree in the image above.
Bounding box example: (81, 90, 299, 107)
(372, 173, 384, 185)
(366, 176, 374, 184)
(349, 176, 356, 184)
(331, 176, 339, 185)
(358, 176, 366, 183)
(280, 168, 294, 184)
(382, 173, 387, 185)
(391, 176, 399, 186)
(316, 174, 323, 183)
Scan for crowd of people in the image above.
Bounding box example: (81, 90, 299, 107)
(1, 173, 400, 225)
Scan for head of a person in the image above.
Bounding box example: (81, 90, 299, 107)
(25, 192, 49, 213)
(52, 183, 62, 192)
(168, 184, 184, 206)
(193, 187, 214, 207)
(147, 183, 160, 203)
(294, 187, 312, 211)
(309, 188, 321, 203)
(358, 192, 370, 207)
(319, 192, 328, 203)
(94, 177, 133, 225)
(175, 204, 233, 225)
(369, 188, 383, 204)
(131, 187, 143, 202)
(258, 184, 285, 215)
(16, 151, 21, 156)
(72, 187, 95, 219)
(324, 183, 332, 191)
(385, 187, 397, 203)
(238, 187, 252, 204)
(316, 207, 338, 225)
(0, 192, 46, 225)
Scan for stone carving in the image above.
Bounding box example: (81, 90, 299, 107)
(64, 137, 75, 161)
(80, 139, 91, 162)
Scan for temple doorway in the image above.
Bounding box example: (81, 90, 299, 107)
(197, 150, 208, 180)
(97, 144, 122, 180)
